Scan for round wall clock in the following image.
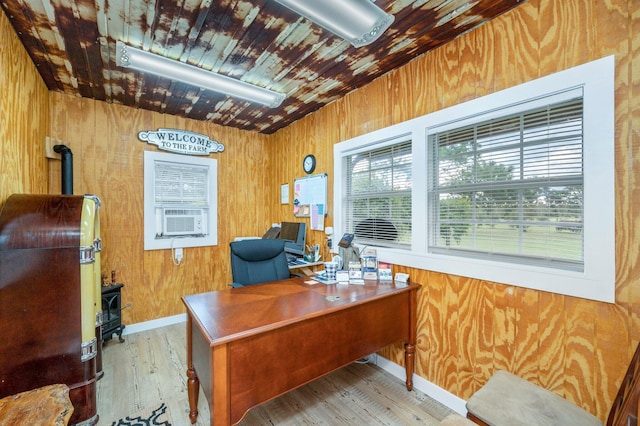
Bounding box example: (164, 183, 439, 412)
(303, 154, 316, 174)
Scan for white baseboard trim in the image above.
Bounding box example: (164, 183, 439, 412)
(122, 313, 187, 336)
(372, 355, 468, 416)
(123, 314, 467, 415)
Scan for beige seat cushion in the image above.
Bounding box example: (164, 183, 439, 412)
(439, 413, 476, 425)
(466, 370, 602, 426)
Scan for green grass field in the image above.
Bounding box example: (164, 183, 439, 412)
(439, 223, 583, 261)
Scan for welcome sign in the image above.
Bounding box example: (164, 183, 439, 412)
(138, 128, 224, 155)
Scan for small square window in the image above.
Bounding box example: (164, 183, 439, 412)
(144, 151, 218, 250)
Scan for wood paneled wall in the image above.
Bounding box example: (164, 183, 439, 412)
(267, 0, 639, 421)
(0, 9, 50, 202)
(2, 0, 639, 422)
(48, 94, 276, 325)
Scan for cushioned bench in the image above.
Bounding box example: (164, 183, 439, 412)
(440, 413, 476, 425)
(466, 342, 640, 426)
(466, 370, 601, 425)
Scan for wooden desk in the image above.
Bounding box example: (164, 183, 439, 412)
(182, 277, 419, 426)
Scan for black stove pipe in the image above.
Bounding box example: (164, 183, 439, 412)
(53, 144, 73, 195)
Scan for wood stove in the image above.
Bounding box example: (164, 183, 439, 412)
(101, 283, 125, 343)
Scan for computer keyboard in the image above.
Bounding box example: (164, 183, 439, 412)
(286, 255, 305, 265)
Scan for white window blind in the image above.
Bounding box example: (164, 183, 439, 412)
(343, 140, 412, 248)
(428, 97, 584, 271)
(334, 56, 613, 302)
(154, 161, 209, 205)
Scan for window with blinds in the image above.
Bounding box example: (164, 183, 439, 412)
(343, 140, 412, 248)
(143, 151, 218, 250)
(334, 56, 613, 302)
(428, 97, 584, 271)
(154, 161, 209, 205)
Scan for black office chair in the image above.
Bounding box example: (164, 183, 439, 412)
(229, 239, 291, 287)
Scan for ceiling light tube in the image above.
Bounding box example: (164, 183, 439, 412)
(116, 41, 285, 108)
(274, 0, 394, 47)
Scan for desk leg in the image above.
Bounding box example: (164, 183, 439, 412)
(187, 367, 200, 424)
(186, 317, 199, 424)
(404, 343, 415, 391)
(404, 287, 418, 391)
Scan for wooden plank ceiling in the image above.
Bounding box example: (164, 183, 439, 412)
(2, 0, 526, 134)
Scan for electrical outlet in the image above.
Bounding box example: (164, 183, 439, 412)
(175, 248, 183, 262)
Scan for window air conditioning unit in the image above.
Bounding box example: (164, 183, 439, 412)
(160, 208, 207, 237)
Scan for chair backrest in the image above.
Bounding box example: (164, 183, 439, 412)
(230, 239, 290, 287)
(607, 342, 640, 426)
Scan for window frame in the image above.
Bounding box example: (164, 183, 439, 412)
(143, 150, 218, 250)
(333, 55, 615, 303)
(342, 136, 413, 249)
(428, 93, 585, 271)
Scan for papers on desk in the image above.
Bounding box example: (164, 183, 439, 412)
(348, 261, 365, 285)
(378, 261, 392, 281)
(314, 277, 338, 285)
(335, 270, 350, 284)
(313, 271, 337, 285)
(310, 267, 367, 285)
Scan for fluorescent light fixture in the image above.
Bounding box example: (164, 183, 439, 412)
(116, 41, 285, 108)
(274, 0, 394, 47)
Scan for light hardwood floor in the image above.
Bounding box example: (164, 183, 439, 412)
(97, 323, 455, 425)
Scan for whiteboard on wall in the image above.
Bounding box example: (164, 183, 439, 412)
(293, 174, 327, 217)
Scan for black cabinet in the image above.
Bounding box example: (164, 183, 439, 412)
(101, 283, 125, 343)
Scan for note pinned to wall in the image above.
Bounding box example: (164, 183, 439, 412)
(293, 174, 327, 218)
(310, 204, 325, 231)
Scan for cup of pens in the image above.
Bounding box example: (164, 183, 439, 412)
(305, 244, 321, 262)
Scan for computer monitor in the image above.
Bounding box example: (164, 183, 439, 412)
(279, 221, 306, 256)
